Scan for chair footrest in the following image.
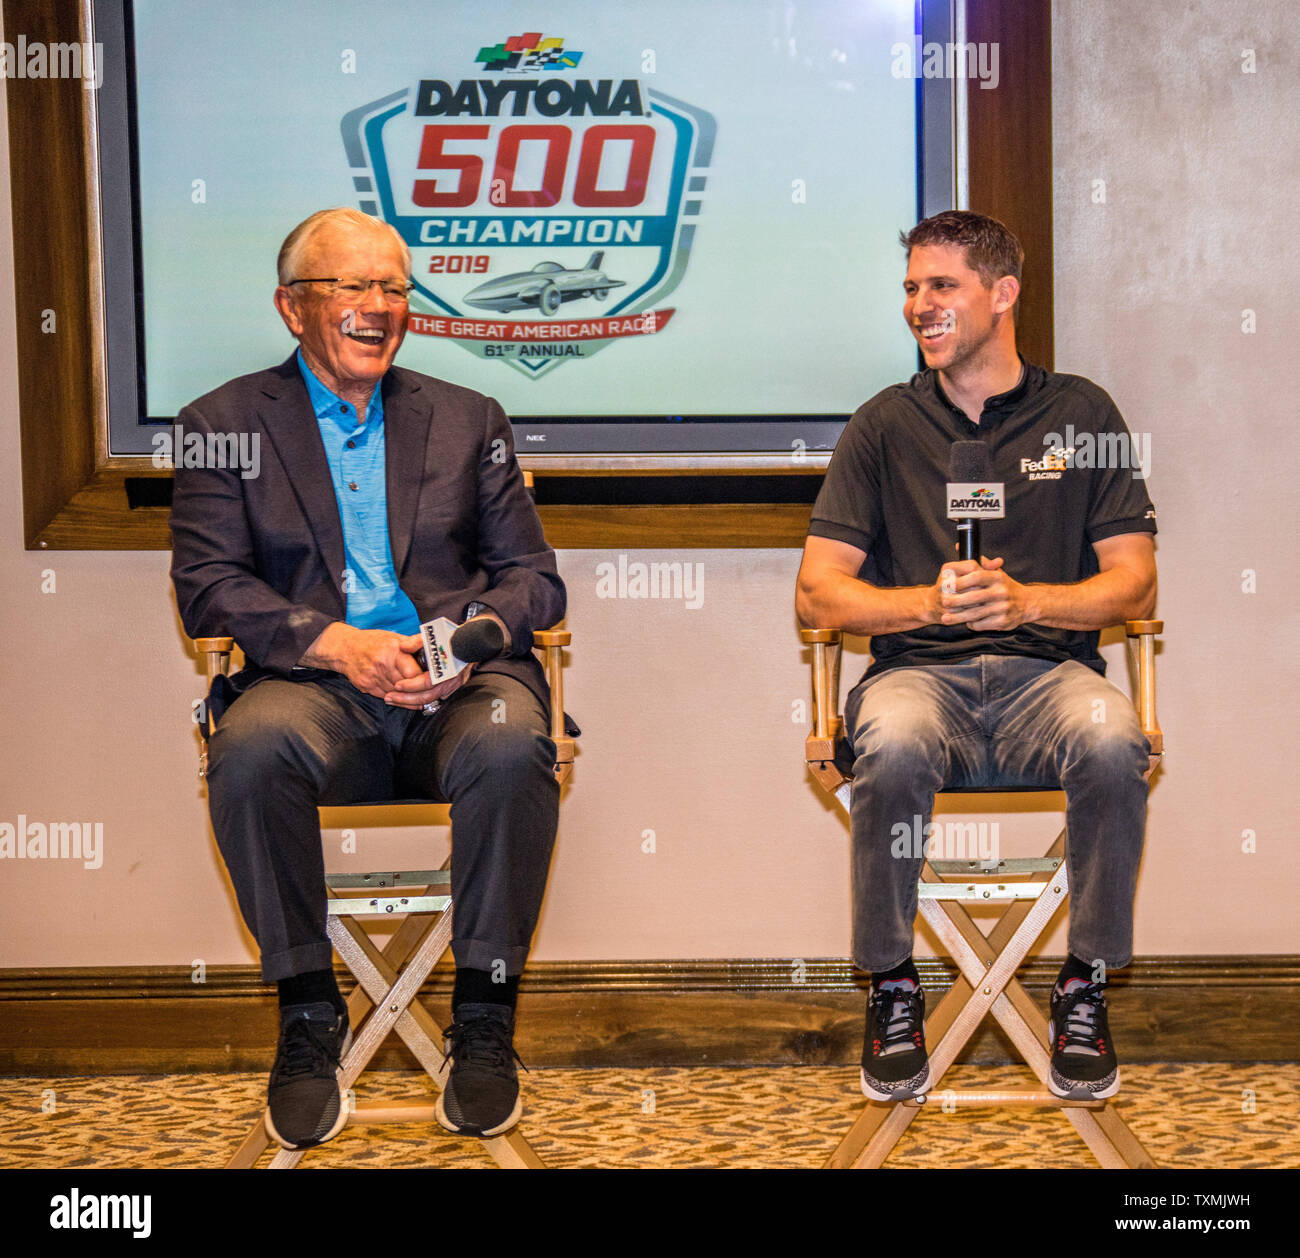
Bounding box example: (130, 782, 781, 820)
(928, 858, 1062, 875)
(903, 1089, 1106, 1110)
(326, 870, 451, 889)
(347, 1100, 441, 1125)
(327, 895, 451, 916)
(918, 882, 1052, 900)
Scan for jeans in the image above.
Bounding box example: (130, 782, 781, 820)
(205, 671, 558, 982)
(844, 655, 1150, 973)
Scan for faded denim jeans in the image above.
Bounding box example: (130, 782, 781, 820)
(844, 655, 1150, 973)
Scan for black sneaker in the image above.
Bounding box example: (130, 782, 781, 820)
(1049, 978, 1119, 1099)
(435, 1003, 525, 1136)
(264, 1002, 352, 1150)
(861, 978, 931, 1101)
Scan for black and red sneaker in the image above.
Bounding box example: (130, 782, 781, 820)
(861, 978, 930, 1102)
(1049, 978, 1120, 1099)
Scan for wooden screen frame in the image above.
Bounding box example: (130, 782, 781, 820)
(6, 0, 1052, 550)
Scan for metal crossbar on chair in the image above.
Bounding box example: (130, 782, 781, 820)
(194, 629, 574, 1170)
(801, 621, 1163, 1169)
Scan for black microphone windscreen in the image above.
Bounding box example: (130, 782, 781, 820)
(949, 441, 992, 482)
(450, 617, 505, 663)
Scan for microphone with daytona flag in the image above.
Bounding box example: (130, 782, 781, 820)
(416, 616, 506, 714)
(947, 441, 1005, 562)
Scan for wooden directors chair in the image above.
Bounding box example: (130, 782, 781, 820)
(193, 628, 574, 1170)
(801, 622, 1163, 1169)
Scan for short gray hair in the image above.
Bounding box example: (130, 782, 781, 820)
(277, 207, 411, 285)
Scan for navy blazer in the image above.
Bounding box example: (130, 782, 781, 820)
(170, 353, 566, 713)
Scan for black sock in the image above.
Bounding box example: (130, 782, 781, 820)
(453, 967, 519, 1014)
(278, 968, 345, 1015)
(872, 957, 920, 988)
(1056, 953, 1101, 989)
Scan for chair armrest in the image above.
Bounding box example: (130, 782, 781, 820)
(1124, 619, 1164, 756)
(533, 629, 575, 784)
(799, 628, 848, 792)
(189, 637, 235, 776)
(195, 638, 235, 675)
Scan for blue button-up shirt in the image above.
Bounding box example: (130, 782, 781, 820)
(297, 351, 421, 635)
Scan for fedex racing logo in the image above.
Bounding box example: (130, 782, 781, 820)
(342, 32, 715, 378)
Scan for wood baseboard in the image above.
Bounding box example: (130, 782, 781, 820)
(1, 956, 1295, 1075)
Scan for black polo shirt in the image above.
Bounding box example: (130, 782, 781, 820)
(808, 360, 1157, 677)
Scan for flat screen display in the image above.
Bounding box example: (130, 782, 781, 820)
(94, 0, 954, 459)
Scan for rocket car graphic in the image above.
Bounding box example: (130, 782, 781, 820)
(461, 252, 626, 316)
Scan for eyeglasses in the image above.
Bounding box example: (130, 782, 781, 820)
(287, 277, 414, 301)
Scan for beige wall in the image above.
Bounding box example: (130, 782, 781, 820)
(1, 0, 1296, 971)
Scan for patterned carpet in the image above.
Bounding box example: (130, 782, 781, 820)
(2, 1063, 1298, 1169)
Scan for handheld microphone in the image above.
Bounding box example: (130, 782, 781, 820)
(947, 442, 1005, 562)
(449, 616, 505, 663)
(415, 616, 505, 713)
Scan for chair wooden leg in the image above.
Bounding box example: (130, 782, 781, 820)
(924, 861, 1155, 1169)
(825, 934, 996, 1168)
(226, 1115, 273, 1169)
(224, 907, 444, 1168)
(231, 903, 546, 1169)
(329, 908, 547, 1169)
(329, 910, 454, 1090)
(826, 814, 1155, 1170)
(827, 1102, 923, 1169)
(340, 910, 431, 1034)
(826, 832, 1064, 1169)
(258, 914, 458, 1170)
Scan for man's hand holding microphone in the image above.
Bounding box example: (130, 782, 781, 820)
(300, 610, 510, 712)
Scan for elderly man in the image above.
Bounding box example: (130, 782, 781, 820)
(171, 208, 566, 1149)
(796, 211, 1157, 1104)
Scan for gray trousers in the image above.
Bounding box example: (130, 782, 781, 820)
(845, 655, 1150, 974)
(205, 671, 558, 982)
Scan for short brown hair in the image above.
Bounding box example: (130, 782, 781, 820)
(899, 210, 1024, 290)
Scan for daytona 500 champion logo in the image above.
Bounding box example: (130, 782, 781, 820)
(341, 31, 715, 378)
